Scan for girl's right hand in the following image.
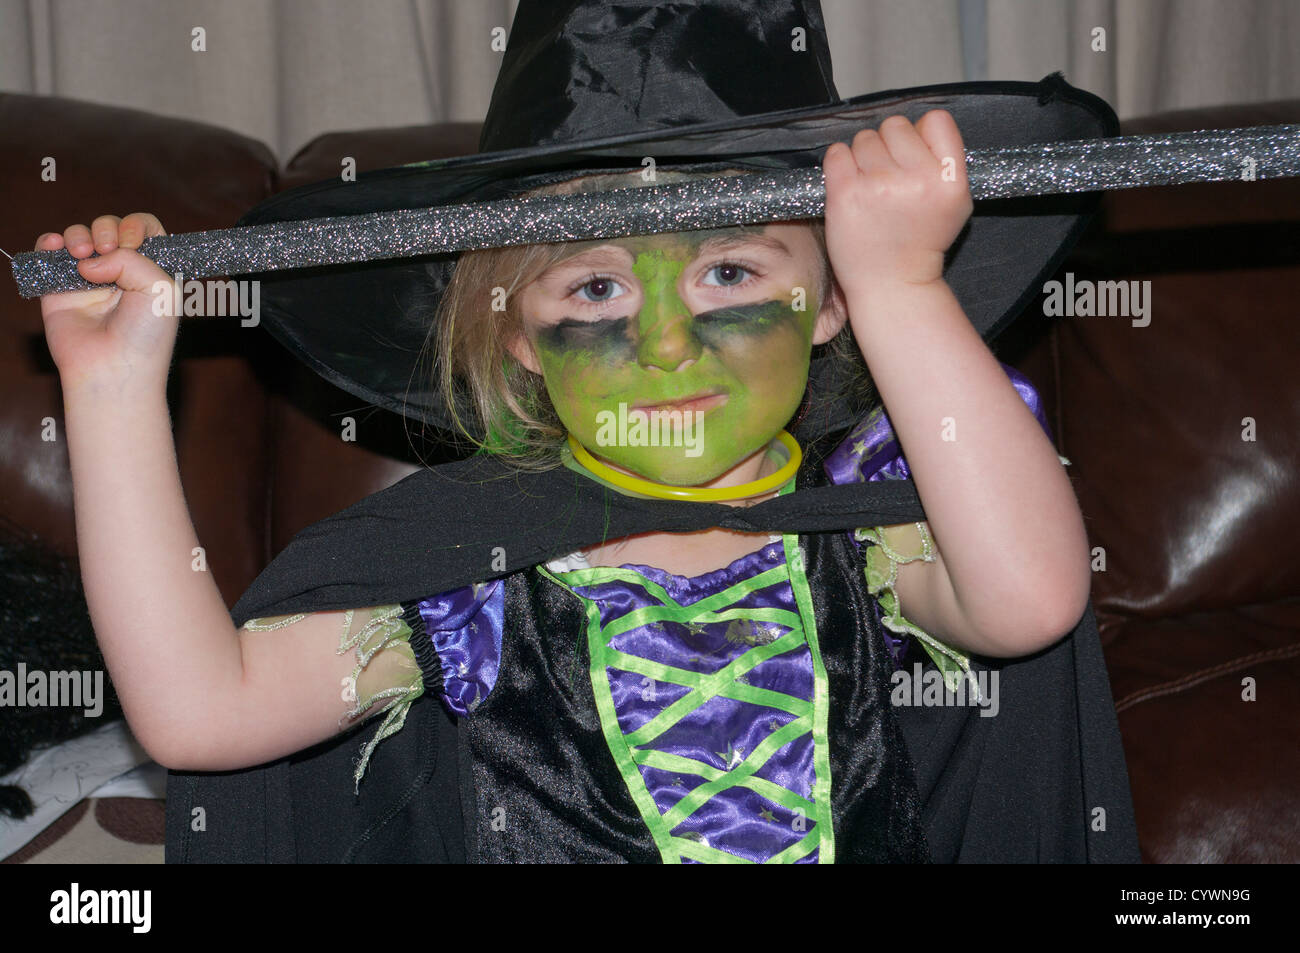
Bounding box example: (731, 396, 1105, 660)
(36, 213, 178, 396)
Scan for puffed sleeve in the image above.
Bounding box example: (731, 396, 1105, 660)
(397, 580, 504, 720)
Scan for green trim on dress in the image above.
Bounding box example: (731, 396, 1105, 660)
(537, 474, 836, 864)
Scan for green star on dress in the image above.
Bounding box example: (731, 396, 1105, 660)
(715, 743, 744, 770)
(723, 619, 781, 646)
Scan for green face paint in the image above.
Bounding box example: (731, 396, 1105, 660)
(527, 231, 822, 485)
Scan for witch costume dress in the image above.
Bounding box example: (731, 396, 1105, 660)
(166, 362, 1138, 864)
(162, 0, 1141, 863)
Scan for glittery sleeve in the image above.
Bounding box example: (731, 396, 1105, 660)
(850, 523, 976, 695)
(240, 605, 424, 792)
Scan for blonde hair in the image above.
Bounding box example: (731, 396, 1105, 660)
(424, 167, 874, 472)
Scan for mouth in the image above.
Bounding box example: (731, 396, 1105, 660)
(632, 391, 728, 415)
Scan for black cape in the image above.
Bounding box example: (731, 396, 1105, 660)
(164, 429, 1141, 863)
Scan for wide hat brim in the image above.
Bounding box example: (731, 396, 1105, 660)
(238, 73, 1118, 443)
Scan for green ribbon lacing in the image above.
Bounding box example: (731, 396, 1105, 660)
(536, 476, 836, 864)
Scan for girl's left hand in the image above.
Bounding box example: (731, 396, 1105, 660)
(821, 109, 973, 302)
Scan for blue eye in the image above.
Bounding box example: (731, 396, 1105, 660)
(576, 276, 625, 303)
(702, 262, 752, 287)
(569, 262, 753, 305)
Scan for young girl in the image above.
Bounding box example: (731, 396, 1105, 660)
(36, 115, 1099, 864)
(35, 1, 1137, 863)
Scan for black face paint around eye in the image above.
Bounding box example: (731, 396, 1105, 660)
(693, 299, 796, 343)
(537, 315, 636, 360)
(536, 296, 798, 364)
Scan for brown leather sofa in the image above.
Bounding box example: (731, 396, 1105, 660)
(3, 91, 1297, 863)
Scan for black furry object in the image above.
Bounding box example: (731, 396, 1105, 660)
(0, 518, 122, 819)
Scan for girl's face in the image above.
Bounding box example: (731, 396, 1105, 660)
(510, 222, 847, 485)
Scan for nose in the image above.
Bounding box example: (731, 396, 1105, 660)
(634, 253, 703, 371)
(636, 303, 702, 371)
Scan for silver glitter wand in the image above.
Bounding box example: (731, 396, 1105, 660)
(11, 123, 1300, 299)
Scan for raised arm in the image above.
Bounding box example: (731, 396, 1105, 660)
(822, 113, 1091, 656)
(41, 216, 412, 771)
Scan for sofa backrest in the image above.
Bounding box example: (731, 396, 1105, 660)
(1016, 100, 1300, 640)
(4, 91, 1297, 632)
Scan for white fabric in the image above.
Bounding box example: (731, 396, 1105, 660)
(0, 719, 158, 860)
(544, 534, 784, 574)
(1, 0, 1296, 163)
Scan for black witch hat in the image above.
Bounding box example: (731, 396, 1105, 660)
(237, 0, 1118, 441)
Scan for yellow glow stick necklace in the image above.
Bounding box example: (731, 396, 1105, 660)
(564, 431, 802, 502)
